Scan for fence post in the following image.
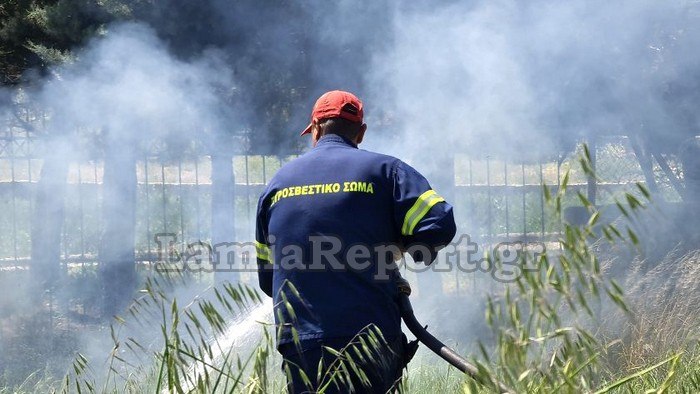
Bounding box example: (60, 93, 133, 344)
(99, 142, 137, 317)
(211, 134, 237, 284)
(30, 136, 69, 301)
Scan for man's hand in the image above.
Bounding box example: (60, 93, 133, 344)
(397, 276, 412, 296)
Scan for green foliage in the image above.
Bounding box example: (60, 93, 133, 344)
(460, 144, 691, 393)
(0, 0, 138, 83)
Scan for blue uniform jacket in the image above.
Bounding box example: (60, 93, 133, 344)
(255, 134, 456, 348)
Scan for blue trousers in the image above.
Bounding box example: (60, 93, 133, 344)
(279, 335, 405, 394)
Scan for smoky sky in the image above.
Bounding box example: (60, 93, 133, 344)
(363, 1, 700, 164)
(4, 0, 699, 161)
(130, 0, 700, 161)
(26, 23, 235, 163)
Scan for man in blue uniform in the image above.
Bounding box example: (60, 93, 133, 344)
(255, 90, 456, 393)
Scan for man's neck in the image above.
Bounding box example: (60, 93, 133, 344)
(316, 133, 358, 148)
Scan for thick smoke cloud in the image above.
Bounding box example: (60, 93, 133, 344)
(365, 0, 700, 162)
(19, 0, 699, 170)
(0, 21, 241, 385)
(39, 23, 233, 152)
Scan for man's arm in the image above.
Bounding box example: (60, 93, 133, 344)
(255, 194, 273, 297)
(392, 161, 457, 264)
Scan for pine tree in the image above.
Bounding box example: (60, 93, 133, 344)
(0, 0, 135, 84)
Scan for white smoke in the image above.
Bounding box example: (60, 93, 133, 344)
(39, 22, 233, 152)
(365, 0, 700, 161)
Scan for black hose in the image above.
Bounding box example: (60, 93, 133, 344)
(398, 293, 515, 394)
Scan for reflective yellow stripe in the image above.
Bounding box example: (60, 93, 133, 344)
(255, 241, 271, 261)
(402, 189, 445, 236)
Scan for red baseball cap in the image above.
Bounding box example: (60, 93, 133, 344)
(300, 90, 364, 136)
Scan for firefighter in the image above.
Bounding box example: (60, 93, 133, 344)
(255, 90, 456, 393)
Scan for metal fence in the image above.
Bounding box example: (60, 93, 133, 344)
(1, 132, 678, 270)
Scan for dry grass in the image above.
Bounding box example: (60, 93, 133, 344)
(601, 249, 700, 373)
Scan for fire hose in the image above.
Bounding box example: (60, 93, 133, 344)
(397, 285, 515, 394)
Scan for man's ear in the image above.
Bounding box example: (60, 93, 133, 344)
(311, 120, 321, 146)
(356, 124, 367, 145)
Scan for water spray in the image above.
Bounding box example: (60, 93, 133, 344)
(397, 279, 514, 394)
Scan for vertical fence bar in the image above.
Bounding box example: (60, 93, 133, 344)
(144, 158, 152, 261)
(94, 161, 100, 237)
(78, 164, 85, 262)
(557, 157, 562, 238)
(60, 154, 68, 265)
(194, 155, 201, 241)
(539, 161, 545, 237)
(468, 158, 475, 290)
(161, 161, 168, 237)
(262, 155, 267, 183)
(504, 161, 509, 239)
(485, 156, 494, 294)
(277, 155, 284, 167)
(62, 195, 68, 268)
(93, 161, 99, 259)
(486, 156, 492, 244)
(26, 129, 33, 225)
(178, 159, 185, 249)
(522, 163, 526, 237)
(468, 158, 474, 228)
(454, 156, 460, 295)
(10, 129, 18, 261)
(245, 155, 251, 232)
